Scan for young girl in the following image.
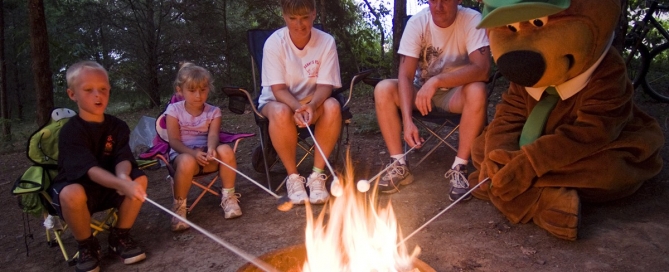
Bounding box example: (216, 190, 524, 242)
(165, 63, 241, 232)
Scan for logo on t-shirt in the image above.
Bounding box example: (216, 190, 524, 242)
(104, 135, 114, 156)
(304, 60, 320, 77)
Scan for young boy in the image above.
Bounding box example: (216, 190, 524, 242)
(49, 61, 148, 272)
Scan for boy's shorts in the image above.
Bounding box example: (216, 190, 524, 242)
(415, 84, 461, 113)
(49, 167, 145, 219)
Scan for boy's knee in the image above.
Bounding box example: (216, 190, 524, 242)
(134, 175, 148, 189)
(59, 184, 87, 206)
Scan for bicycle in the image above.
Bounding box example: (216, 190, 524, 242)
(624, 0, 669, 103)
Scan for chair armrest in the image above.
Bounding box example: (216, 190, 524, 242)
(362, 77, 382, 87)
(336, 69, 375, 108)
(221, 86, 265, 119)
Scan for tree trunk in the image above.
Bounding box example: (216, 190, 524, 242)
(28, 0, 54, 126)
(145, 0, 160, 108)
(392, 0, 407, 77)
(362, 0, 385, 60)
(0, 0, 10, 140)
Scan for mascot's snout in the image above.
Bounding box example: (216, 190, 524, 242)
(496, 50, 546, 87)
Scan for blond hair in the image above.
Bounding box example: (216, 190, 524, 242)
(281, 0, 315, 15)
(173, 62, 214, 92)
(66, 61, 108, 89)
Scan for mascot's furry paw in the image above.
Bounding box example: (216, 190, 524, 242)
(532, 187, 580, 241)
(489, 150, 536, 201)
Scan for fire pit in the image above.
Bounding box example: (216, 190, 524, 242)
(237, 244, 435, 272)
(239, 158, 433, 271)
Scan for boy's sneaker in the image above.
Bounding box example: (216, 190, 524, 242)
(285, 174, 308, 204)
(75, 237, 101, 272)
(171, 198, 190, 232)
(108, 228, 146, 265)
(445, 164, 472, 202)
(306, 172, 330, 204)
(220, 190, 243, 219)
(379, 160, 413, 194)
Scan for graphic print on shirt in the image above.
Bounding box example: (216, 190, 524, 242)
(180, 118, 211, 136)
(417, 32, 445, 86)
(304, 60, 320, 78)
(103, 135, 114, 156)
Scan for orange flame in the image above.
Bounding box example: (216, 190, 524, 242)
(302, 152, 420, 271)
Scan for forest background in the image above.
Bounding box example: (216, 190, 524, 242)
(0, 0, 660, 152)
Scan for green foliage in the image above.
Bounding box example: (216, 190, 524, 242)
(1, 0, 658, 133)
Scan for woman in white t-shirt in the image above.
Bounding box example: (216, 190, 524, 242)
(259, 0, 342, 206)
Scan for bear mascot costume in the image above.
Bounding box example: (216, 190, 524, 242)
(470, 0, 664, 240)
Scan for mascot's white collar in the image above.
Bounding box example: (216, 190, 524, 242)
(526, 33, 614, 101)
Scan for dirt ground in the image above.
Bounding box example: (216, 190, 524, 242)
(1, 84, 668, 272)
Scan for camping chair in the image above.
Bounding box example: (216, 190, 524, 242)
(361, 11, 502, 167)
(363, 71, 502, 167)
(138, 94, 254, 214)
(12, 108, 118, 266)
(222, 25, 373, 192)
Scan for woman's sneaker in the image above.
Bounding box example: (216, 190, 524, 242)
(445, 164, 471, 202)
(75, 236, 101, 272)
(306, 172, 330, 204)
(285, 174, 308, 204)
(171, 198, 189, 232)
(108, 228, 146, 265)
(220, 190, 243, 219)
(379, 160, 413, 194)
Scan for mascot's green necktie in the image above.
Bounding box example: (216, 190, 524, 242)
(519, 87, 560, 146)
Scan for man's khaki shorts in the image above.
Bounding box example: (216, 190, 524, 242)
(414, 84, 461, 113)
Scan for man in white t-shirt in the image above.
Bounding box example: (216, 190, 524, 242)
(259, 0, 342, 206)
(374, 0, 490, 201)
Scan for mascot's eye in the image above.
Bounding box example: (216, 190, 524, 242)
(506, 22, 520, 32)
(530, 16, 548, 27)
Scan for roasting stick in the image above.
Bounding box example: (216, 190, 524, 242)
(356, 145, 419, 192)
(145, 197, 279, 272)
(209, 156, 294, 212)
(397, 177, 491, 246)
(303, 123, 344, 196)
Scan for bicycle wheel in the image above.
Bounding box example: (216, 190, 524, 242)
(642, 42, 669, 103)
(623, 43, 650, 90)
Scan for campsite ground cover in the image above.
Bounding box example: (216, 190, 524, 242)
(0, 84, 668, 271)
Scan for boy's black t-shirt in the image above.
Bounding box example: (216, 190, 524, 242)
(53, 114, 139, 185)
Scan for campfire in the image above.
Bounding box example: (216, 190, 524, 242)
(239, 155, 434, 272)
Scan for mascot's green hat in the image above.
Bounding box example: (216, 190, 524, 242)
(477, 0, 571, 28)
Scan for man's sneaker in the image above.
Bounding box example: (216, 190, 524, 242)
(306, 172, 330, 204)
(285, 174, 308, 204)
(171, 198, 190, 232)
(108, 228, 147, 265)
(379, 160, 413, 194)
(75, 236, 101, 272)
(445, 164, 471, 202)
(220, 190, 243, 219)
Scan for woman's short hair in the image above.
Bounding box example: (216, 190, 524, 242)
(281, 0, 315, 15)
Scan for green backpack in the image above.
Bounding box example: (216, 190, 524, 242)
(12, 108, 76, 217)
